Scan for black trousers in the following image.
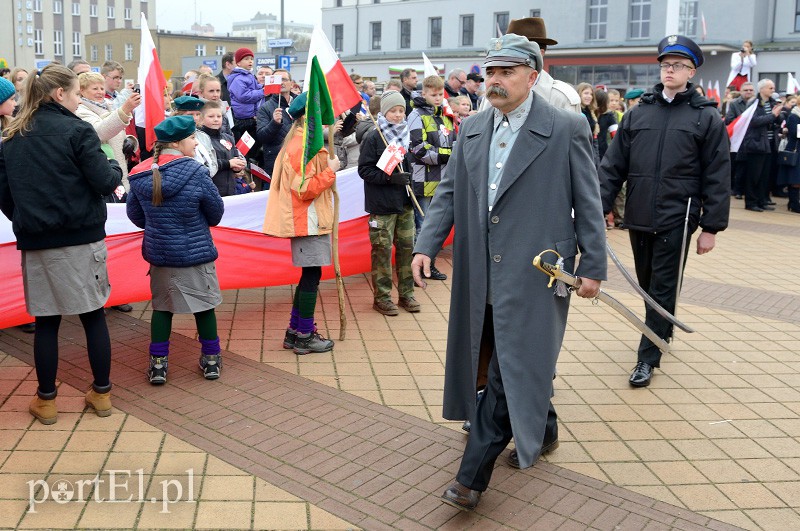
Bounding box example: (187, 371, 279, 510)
(629, 225, 693, 367)
(456, 306, 558, 492)
(743, 153, 771, 209)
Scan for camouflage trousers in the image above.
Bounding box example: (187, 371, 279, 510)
(369, 206, 415, 302)
(612, 182, 626, 226)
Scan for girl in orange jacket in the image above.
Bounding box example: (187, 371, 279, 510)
(263, 93, 340, 355)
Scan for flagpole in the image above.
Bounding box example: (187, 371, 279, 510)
(328, 125, 347, 341)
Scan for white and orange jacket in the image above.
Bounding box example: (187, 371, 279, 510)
(263, 129, 336, 238)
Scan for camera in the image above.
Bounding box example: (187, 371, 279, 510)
(133, 84, 140, 93)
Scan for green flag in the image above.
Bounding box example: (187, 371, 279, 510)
(302, 56, 336, 182)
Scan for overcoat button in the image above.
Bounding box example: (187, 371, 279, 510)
(493, 255, 501, 262)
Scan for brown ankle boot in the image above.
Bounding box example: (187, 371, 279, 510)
(85, 388, 112, 417)
(29, 396, 58, 425)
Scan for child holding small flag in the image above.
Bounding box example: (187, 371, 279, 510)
(199, 101, 246, 196)
(263, 93, 339, 355)
(127, 115, 225, 384)
(358, 90, 420, 316)
(256, 68, 294, 189)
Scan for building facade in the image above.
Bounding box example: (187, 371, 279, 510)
(232, 12, 313, 53)
(85, 29, 256, 85)
(0, 0, 156, 71)
(321, 0, 800, 93)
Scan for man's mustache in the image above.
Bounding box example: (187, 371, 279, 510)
(486, 86, 508, 98)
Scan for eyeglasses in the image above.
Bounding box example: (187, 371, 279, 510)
(659, 62, 694, 72)
(106, 75, 122, 80)
(458, 78, 467, 84)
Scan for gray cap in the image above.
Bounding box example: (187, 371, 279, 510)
(484, 33, 542, 73)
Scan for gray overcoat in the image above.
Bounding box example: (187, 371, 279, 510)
(414, 92, 607, 469)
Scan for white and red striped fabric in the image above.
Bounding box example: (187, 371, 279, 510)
(235, 131, 255, 156)
(303, 27, 362, 116)
(727, 99, 757, 152)
(262, 75, 283, 95)
(0, 168, 451, 328)
(136, 14, 166, 150)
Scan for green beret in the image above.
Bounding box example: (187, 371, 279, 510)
(287, 92, 307, 120)
(624, 88, 644, 99)
(173, 95, 204, 111)
(154, 115, 196, 143)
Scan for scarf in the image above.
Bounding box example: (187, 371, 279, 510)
(80, 97, 110, 114)
(376, 113, 409, 149)
(792, 105, 800, 120)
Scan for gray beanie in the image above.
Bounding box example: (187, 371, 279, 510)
(380, 90, 405, 115)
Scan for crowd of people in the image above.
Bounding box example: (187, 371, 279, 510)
(0, 14, 797, 516)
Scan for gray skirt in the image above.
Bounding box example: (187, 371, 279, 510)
(291, 235, 332, 267)
(149, 262, 222, 314)
(22, 240, 111, 316)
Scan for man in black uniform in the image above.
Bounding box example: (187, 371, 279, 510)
(599, 35, 730, 387)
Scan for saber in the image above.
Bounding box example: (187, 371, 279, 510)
(606, 243, 694, 333)
(533, 251, 670, 354)
(674, 198, 692, 324)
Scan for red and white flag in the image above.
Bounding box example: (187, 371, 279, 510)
(376, 140, 406, 175)
(182, 75, 197, 95)
(727, 99, 757, 152)
(713, 80, 721, 103)
(249, 162, 271, 183)
(136, 14, 167, 151)
(700, 12, 707, 41)
(262, 74, 283, 95)
(786, 73, 800, 95)
(608, 123, 619, 139)
(235, 131, 255, 156)
(303, 26, 362, 116)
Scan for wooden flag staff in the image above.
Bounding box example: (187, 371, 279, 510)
(328, 126, 347, 340)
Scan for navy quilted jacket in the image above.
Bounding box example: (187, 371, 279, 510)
(127, 154, 224, 267)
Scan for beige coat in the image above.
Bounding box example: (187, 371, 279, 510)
(75, 101, 132, 192)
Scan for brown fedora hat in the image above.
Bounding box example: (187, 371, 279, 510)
(507, 17, 558, 46)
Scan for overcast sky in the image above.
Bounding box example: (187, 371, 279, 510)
(154, 0, 323, 33)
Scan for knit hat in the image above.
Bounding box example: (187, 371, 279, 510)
(286, 92, 307, 120)
(0, 77, 15, 105)
(234, 47, 255, 64)
(380, 91, 405, 115)
(154, 115, 196, 143)
(173, 95, 204, 111)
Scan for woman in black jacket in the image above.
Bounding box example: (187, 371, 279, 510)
(0, 64, 122, 425)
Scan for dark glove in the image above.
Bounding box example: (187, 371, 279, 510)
(389, 172, 411, 186)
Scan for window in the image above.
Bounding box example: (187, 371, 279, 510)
(195, 44, 206, 56)
(399, 19, 410, 49)
(587, 0, 608, 40)
(72, 31, 80, 56)
(124, 7, 131, 20)
(107, 5, 115, 18)
(629, 0, 651, 39)
(71, 1, 79, 15)
(105, 43, 112, 60)
(33, 0, 42, 12)
(760, 72, 787, 93)
(215, 45, 225, 55)
(494, 12, 509, 36)
(125, 43, 133, 60)
(795, 0, 800, 32)
(333, 24, 343, 52)
(34, 29, 43, 55)
(370, 21, 381, 50)
(53, 0, 62, 14)
(91, 44, 98, 62)
(336, 0, 342, 6)
(461, 15, 473, 46)
(90, 3, 97, 17)
(678, 0, 698, 36)
(429, 17, 441, 48)
(53, 30, 63, 56)
(530, 9, 541, 17)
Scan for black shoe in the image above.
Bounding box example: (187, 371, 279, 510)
(19, 323, 35, 333)
(199, 354, 221, 380)
(734, 195, 743, 200)
(507, 437, 559, 469)
(427, 265, 447, 281)
(113, 304, 133, 312)
(745, 206, 764, 212)
(283, 329, 297, 349)
(629, 361, 653, 387)
(461, 420, 471, 432)
(766, 200, 777, 205)
(440, 481, 481, 512)
(293, 331, 334, 355)
(760, 204, 776, 211)
(148, 356, 168, 385)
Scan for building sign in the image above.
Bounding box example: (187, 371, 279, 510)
(202, 59, 218, 70)
(268, 38, 293, 48)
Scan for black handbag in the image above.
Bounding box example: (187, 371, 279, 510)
(778, 150, 799, 167)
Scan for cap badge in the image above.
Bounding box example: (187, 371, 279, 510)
(667, 35, 678, 45)
(494, 40, 503, 51)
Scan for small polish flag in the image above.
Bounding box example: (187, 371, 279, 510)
(376, 140, 406, 175)
(182, 75, 197, 95)
(235, 131, 255, 156)
(250, 162, 271, 183)
(608, 123, 619, 139)
(263, 75, 283, 95)
(727, 99, 757, 152)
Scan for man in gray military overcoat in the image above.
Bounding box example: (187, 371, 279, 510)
(412, 34, 607, 511)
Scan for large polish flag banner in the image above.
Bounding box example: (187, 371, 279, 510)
(303, 27, 362, 116)
(136, 13, 167, 150)
(727, 99, 757, 153)
(0, 169, 452, 328)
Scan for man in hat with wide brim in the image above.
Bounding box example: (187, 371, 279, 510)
(599, 35, 730, 388)
(479, 17, 581, 113)
(412, 33, 606, 512)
